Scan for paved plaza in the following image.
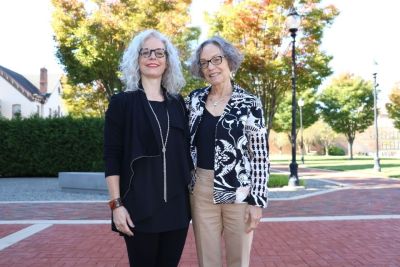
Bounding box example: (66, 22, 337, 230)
(1, 166, 400, 266)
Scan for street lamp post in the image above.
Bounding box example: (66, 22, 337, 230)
(298, 98, 305, 164)
(372, 69, 381, 172)
(286, 8, 301, 186)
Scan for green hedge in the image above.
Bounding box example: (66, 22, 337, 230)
(328, 145, 346, 156)
(0, 116, 104, 177)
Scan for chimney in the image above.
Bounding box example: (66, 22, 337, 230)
(40, 67, 48, 94)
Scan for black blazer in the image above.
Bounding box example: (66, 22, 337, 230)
(104, 89, 192, 223)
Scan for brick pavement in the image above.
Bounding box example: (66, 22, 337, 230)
(1, 168, 400, 267)
(0, 225, 28, 239)
(265, 188, 400, 217)
(2, 187, 400, 221)
(0, 203, 108, 221)
(1, 221, 399, 267)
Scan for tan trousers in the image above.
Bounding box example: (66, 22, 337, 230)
(190, 168, 254, 267)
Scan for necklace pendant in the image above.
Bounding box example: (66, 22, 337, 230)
(162, 147, 166, 153)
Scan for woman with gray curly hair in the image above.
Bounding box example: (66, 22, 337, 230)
(186, 36, 269, 267)
(104, 29, 192, 267)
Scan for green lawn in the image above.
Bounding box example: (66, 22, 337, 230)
(268, 173, 306, 188)
(270, 155, 400, 178)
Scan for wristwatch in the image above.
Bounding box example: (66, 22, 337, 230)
(108, 198, 123, 210)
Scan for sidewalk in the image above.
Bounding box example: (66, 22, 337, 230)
(1, 167, 400, 266)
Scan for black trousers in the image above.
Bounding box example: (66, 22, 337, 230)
(123, 227, 188, 267)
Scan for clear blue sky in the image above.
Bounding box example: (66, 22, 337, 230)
(1, 0, 398, 104)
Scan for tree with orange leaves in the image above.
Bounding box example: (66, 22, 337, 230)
(207, 0, 338, 138)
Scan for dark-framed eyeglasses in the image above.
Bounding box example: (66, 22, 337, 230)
(139, 48, 167, 58)
(199, 55, 225, 69)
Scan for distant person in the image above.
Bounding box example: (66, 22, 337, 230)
(186, 36, 270, 267)
(104, 29, 192, 267)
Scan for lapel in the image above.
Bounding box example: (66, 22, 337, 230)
(165, 92, 176, 119)
(198, 85, 210, 113)
(139, 89, 163, 150)
(192, 86, 210, 131)
(193, 83, 243, 125)
(218, 82, 242, 122)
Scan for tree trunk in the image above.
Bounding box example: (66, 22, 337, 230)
(325, 145, 329, 156)
(348, 140, 354, 160)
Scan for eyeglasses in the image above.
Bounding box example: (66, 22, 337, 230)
(139, 48, 167, 58)
(199, 55, 225, 69)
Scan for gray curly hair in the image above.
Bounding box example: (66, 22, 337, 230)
(120, 29, 185, 94)
(190, 36, 244, 79)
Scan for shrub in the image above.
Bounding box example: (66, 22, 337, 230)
(328, 145, 346, 156)
(0, 116, 104, 177)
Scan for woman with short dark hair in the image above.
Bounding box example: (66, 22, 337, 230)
(186, 36, 270, 267)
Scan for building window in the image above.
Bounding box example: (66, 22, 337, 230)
(49, 108, 52, 117)
(12, 104, 21, 118)
(57, 106, 61, 117)
(0, 99, 2, 117)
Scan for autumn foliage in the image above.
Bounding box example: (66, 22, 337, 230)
(208, 0, 338, 136)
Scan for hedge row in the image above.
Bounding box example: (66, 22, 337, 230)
(0, 116, 104, 177)
(328, 145, 346, 156)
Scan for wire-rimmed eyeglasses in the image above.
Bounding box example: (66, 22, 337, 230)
(199, 55, 225, 69)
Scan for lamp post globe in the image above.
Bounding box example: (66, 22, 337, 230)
(286, 8, 301, 34)
(286, 7, 301, 186)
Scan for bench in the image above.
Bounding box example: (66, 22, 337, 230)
(58, 172, 107, 194)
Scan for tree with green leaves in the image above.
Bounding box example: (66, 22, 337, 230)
(272, 88, 319, 137)
(207, 0, 338, 138)
(52, 0, 199, 114)
(318, 73, 374, 159)
(386, 82, 400, 130)
(61, 76, 108, 117)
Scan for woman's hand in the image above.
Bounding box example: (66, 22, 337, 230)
(244, 205, 262, 233)
(113, 206, 135, 236)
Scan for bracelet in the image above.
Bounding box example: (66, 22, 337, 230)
(108, 198, 123, 210)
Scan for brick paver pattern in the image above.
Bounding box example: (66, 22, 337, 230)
(1, 167, 400, 267)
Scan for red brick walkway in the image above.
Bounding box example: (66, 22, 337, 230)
(0, 225, 28, 239)
(1, 168, 400, 267)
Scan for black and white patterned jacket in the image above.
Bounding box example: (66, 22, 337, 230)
(186, 83, 269, 208)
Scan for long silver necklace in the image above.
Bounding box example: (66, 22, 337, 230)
(147, 99, 170, 202)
